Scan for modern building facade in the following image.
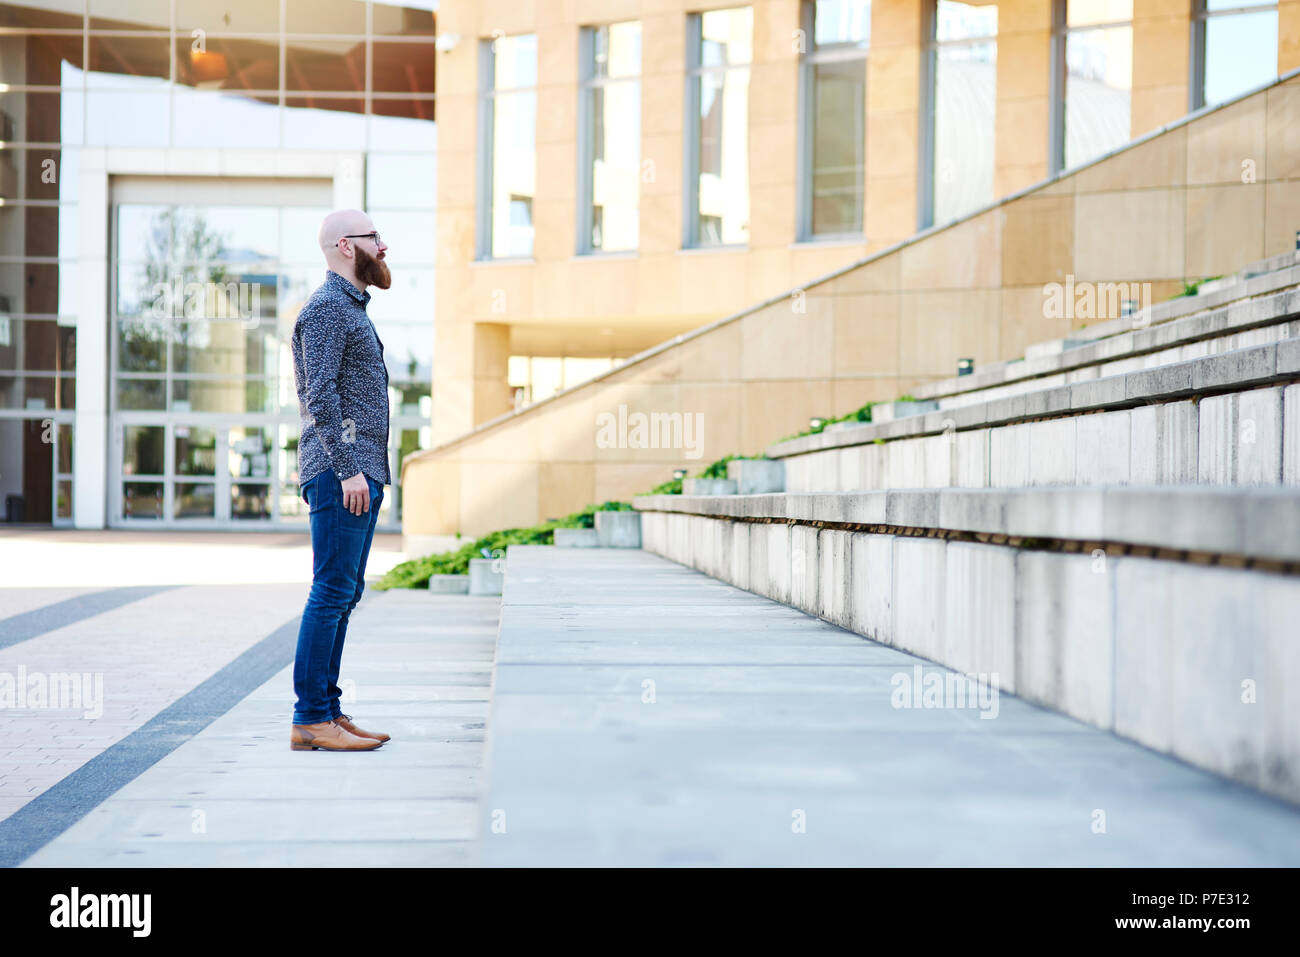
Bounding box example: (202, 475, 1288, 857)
(3, 0, 1297, 536)
(1, 0, 437, 530)
(403, 0, 1300, 541)
(429, 0, 1299, 449)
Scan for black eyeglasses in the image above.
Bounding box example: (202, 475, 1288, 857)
(338, 231, 382, 245)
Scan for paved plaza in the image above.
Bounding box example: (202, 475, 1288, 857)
(1, 530, 1299, 866)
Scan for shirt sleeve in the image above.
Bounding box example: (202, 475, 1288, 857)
(297, 303, 360, 480)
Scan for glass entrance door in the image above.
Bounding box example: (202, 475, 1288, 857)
(111, 417, 305, 526)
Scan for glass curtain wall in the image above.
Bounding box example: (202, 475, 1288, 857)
(0, 0, 437, 528)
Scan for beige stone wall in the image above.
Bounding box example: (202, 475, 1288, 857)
(405, 73, 1300, 539)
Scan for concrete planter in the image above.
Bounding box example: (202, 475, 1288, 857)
(427, 574, 469, 594)
(595, 509, 641, 548)
(682, 477, 738, 496)
(726, 458, 785, 494)
(553, 528, 599, 547)
(468, 558, 504, 595)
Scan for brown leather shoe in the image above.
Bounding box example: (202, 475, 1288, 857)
(336, 713, 390, 743)
(290, 719, 382, 751)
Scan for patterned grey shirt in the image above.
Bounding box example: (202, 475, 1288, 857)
(291, 269, 391, 488)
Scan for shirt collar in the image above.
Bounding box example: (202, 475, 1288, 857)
(326, 269, 371, 306)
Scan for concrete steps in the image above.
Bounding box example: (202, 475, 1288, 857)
(627, 251, 1300, 808)
(768, 256, 1300, 494)
(633, 487, 1300, 806)
(480, 545, 1300, 864)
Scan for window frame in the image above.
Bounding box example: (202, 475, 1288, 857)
(1048, 0, 1135, 176)
(683, 7, 753, 250)
(796, 0, 870, 242)
(476, 32, 538, 261)
(576, 21, 643, 256)
(1189, 0, 1280, 112)
(918, 0, 1000, 230)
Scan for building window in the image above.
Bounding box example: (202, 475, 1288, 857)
(799, 0, 870, 238)
(921, 1, 998, 228)
(1192, 0, 1279, 110)
(478, 33, 538, 259)
(1051, 0, 1133, 174)
(685, 7, 752, 248)
(579, 21, 642, 254)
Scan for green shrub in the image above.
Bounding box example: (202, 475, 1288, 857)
(375, 501, 631, 590)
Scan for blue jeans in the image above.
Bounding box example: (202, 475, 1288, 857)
(292, 470, 384, 725)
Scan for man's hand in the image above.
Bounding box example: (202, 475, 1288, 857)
(341, 472, 371, 515)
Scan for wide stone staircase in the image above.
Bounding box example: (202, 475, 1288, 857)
(634, 250, 1300, 807)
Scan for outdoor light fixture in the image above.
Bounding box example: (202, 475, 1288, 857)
(809, 417, 825, 430)
(957, 358, 974, 376)
(673, 468, 687, 481)
(435, 32, 461, 53)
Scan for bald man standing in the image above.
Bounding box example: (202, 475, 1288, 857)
(289, 209, 394, 752)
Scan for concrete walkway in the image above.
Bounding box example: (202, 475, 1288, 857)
(480, 545, 1300, 866)
(19, 591, 497, 867)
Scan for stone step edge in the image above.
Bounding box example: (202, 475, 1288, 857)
(768, 338, 1300, 459)
(910, 266, 1300, 403)
(634, 486, 1300, 567)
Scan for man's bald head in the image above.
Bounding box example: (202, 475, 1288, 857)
(319, 208, 391, 292)
(318, 208, 374, 255)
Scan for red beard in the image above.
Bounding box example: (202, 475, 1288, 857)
(354, 243, 392, 290)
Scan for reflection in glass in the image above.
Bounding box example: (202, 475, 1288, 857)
(283, 97, 366, 144)
(489, 88, 536, 258)
(693, 8, 751, 247)
(1203, 9, 1278, 107)
(493, 34, 538, 89)
(123, 425, 165, 475)
(1067, 0, 1133, 27)
(814, 0, 871, 46)
(174, 36, 279, 90)
(172, 90, 280, 148)
(172, 378, 275, 414)
(1064, 25, 1132, 169)
(116, 377, 167, 410)
(117, 321, 168, 371)
(174, 482, 216, 518)
(809, 59, 866, 235)
(286, 0, 362, 35)
(228, 426, 273, 479)
(369, 101, 438, 149)
(57, 423, 74, 473)
(175, 425, 217, 476)
(56, 479, 72, 519)
(175, 0, 277, 33)
(935, 0, 998, 41)
(366, 155, 437, 208)
(373, 42, 436, 93)
(285, 41, 365, 93)
(933, 41, 996, 224)
(585, 22, 641, 253)
(123, 482, 164, 519)
(89, 35, 170, 82)
(232, 483, 271, 520)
